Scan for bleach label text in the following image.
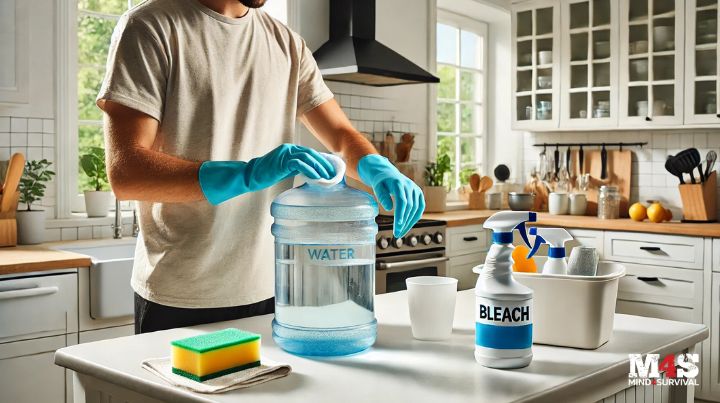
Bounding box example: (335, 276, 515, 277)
(475, 296, 533, 350)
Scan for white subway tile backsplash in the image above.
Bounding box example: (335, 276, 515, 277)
(43, 147, 54, 161)
(10, 133, 27, 147)
(708, 134, 720, 147)
(27, 147, 42, 160)
(44, 228, 61, 242)
(28, 132, 43, 147)
(693, 133, 707, 148)
(42, 119, 54, 134)
(61, 227, 78, 241)
(351, 96, 361, 108)
(0, 132, 9, 147)
(27, 118, 42, 133)
(10, 117, 27, 132)
(0, 117, 9, 132)
(0, 147, 9, 160)
(78, 226, 92, 240)
(43, 134, 54, 147)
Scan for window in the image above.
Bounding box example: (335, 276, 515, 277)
(70, 0, 288, 212)
(435, 16, 487, 191)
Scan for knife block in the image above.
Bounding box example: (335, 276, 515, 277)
(679, 171, 717, 222)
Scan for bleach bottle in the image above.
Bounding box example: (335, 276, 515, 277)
(528, 227, 573, 275)
(475, 211, 536, 369)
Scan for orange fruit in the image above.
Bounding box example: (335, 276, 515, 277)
(664, 208, 673, 222)
(647, 202, 665, 223)
(628, 202, 647, 221)
(512, 245, 537, 273)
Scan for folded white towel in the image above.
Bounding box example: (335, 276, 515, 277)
(142, 357, 291, 394)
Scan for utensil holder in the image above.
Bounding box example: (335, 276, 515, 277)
(679, 171, 717, 222)
(0, 191, 19, 247)
(468, 191, 486, 210)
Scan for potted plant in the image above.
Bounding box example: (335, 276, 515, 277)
(423, 154, 451, 213)
(80, 147, 112, 217)
(17, 159, 55, 244)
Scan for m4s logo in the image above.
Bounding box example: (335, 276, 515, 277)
(628, 353, 699, 386)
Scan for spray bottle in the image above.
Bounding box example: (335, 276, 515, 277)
(527, 227, 573, 275)
(474, 211, 537, 369)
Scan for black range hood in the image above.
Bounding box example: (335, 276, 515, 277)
(312, 0, 439, 87)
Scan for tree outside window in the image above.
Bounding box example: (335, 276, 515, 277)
(436, 21, 486, 191)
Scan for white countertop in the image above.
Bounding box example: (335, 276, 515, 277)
(55, 290, 708, 403)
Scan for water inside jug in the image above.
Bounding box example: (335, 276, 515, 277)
(271, 154, 378, 356)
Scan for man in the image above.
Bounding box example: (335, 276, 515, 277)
(98, 0, 425, 334)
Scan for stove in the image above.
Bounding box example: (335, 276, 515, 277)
(374, 215, 448, 294)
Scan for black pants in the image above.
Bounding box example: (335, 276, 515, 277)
(134, 293, 275, 334)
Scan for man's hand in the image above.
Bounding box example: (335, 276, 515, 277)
(358, 155, 425, 238)
(199, 144, 335, 205)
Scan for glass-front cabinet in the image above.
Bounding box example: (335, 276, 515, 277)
(560, 0, 619, 127)
(619, 0, 684, 125)
(512, 0, 561, 130)
(685, 0, 720, 124)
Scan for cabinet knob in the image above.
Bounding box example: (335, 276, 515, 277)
(645, 116, 651, 122)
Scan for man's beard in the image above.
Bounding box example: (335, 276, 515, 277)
(239, 0, 266, 7)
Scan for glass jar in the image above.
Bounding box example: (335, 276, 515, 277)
(597, 185, 619, 219)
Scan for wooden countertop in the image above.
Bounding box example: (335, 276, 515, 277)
(0, 245, 91, 276)
(423, 209, 720, 237)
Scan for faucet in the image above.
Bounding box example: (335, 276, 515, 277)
(112, 198, 122, 239)
(132, 202, 139, 237)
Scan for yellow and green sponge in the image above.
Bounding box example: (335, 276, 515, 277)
(171, 328, 261, 382)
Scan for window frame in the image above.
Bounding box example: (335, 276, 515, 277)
(433, 10, 488, 196)
(56, 0, 293, 218)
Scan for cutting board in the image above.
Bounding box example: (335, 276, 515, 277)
(574, 149, 632, 217)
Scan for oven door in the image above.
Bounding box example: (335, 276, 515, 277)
(375, 250, 448, 294)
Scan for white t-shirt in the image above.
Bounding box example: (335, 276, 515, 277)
(97, 0, 333, 308)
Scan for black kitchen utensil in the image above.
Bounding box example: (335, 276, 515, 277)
(554, 145, 560, 180)
(493, 164, 510, 182)
(673, 148, 701, 184)
(579, 145, 584, 175)
(600, 143, 608, 180)
(665, 156, 685, 184)
(706, 150, 717, 178)
(565, 147, 572, 176)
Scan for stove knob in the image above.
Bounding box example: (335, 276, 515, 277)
(421, 233, 432, 245)
(391, 237, 404, 249)
(405, 235, 418, 247)
(377, 237, 390, 249)
(433, 232, 444, 244)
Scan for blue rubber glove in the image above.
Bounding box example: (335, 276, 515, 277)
(358, 154, 425, 238)
(199, 144, 335, 205)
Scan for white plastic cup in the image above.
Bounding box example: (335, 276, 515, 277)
(406, 276, 458, 341)
(548, 192, 569, 215)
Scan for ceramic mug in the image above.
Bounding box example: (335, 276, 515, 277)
(538, 50, 553, 65)
(653, 100, 667, 116)
(569, 193, 587, 216)
(548, 192, 569, 215)
(637, 100, 649, 117)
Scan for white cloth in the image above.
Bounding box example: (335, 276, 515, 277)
(97, 0, 333, 308)
(142, 357, 291, 394)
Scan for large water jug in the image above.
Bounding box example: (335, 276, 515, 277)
(271, 154, 378, 356)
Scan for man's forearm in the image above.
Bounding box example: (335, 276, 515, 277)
(102, 101, 205, 202)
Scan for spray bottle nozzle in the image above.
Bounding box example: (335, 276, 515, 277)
(527, 227, 544, 259)
(527, 227, 573, 259)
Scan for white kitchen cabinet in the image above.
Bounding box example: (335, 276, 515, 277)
(619, 0, 685, 126)
(560, 0, 620, 128)
(616, 262, 704, 324)
(603, 231, 705, 270)
(512, 0, 562, 130)
(79, 325, 134, 344)
(708, 272, 720, 400)
(445, 225, 490, 290)
(448, 252, 486, 290)
(0, 0, 55, 118)
(684, 0, 720, 124)
(0, 335, 69, 403)
(713, 238, 720, 272)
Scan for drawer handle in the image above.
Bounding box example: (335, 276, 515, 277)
(637, 276, 659, 282)
(0, 286, 59, 301)
(463, 236, 479, 242)
(639, 246, 662, 252)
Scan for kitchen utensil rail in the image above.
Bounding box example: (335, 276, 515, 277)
(533, 142, 647, 149)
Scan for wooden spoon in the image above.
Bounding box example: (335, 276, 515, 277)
(469, 174, 481, 192)
(0, 153, 25, 213)
(479, 176, 493, 193)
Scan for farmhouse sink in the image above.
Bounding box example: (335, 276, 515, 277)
(58, 240, 136, 319)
